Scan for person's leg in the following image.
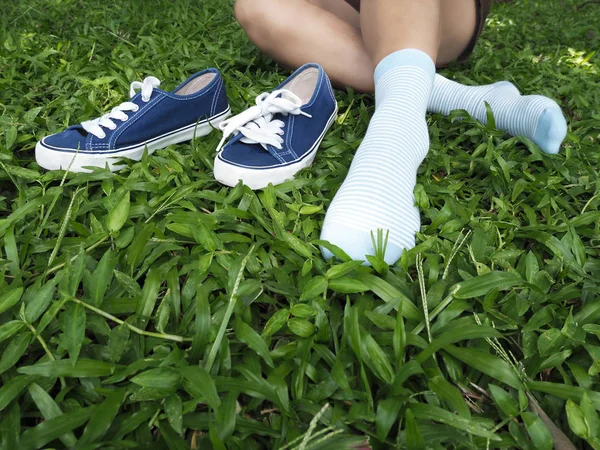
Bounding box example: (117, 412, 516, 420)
(234, 0, 476, 92)
(320, 0, 439, 264)
(235, 0, 567, 154)
(429, 77, 568, 155)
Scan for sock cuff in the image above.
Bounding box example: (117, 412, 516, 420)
(374, 49, 436, 84)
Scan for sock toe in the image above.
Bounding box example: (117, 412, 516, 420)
(534, 107, 568, 154)
(320, 222, 409, 266)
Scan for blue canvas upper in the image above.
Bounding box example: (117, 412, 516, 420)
(41, 69, 229, 154)
(217, 64, 337, 169)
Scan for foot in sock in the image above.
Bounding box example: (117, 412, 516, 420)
(430, 76, 568, 155)
(320, 49, 435, 265)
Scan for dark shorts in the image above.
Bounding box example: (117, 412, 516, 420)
(344, 0, 491, 64)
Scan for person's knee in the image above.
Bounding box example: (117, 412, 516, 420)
(234, 0, 271, 35)
(235, 0, 288, 50)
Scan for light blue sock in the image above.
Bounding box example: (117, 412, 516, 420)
(321, 49, 435, 265)
(429, 76, 568, 154)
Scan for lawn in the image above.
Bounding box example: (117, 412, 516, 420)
(1, 0, 599, 448)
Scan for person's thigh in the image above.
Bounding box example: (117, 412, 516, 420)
(307, 0, 361, 29)
(310, 0, 478, 66)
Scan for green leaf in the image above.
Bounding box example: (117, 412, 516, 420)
(405, 409, 425, 450)
(0, 375, 35, 413)
(216, 391, 238, 442)
(181, 366, 221, 410)
(393, 310, 406, 365)
(91, 75, 116, 85)
(262, 308, 290, 337)
(160, 420, 190, 450)
(328, 277, 369, 294)
(89, 249, 114, 306)
(580, 393, 600, 439)
(454, 271, 525, 299)
(445, 345, 523, 389)
(290, 303, 316, 318)
(5, 126, 17, 150)
(0, 401, 20, 449)
(299, 204, 322, 215)
(28, 383, 77, 447)
(165, 394, 183, 435)
(331, 357, 351, 392)
(114, 269, 143, 297)
(488, 384, 519, 417)
(234, 319, 274, 367)
(18, 359, 115, 377)
(299, 276, 328, 301)
(127, 223, 155, 271)
(429, 376, 470, 418)
(78, 389, 127, 445)
(353, 272, 422, 322)
(63, 302, 86, 366)
(132, 368, 181, 389)
(411, 402, 499, 440)
(25, 278, 57, 323)
(376, 397, 402, 440)
(528, 381, 600, 410)
(325, 260, 364, 280)
(416, 323, 501, 363)
(566, 399, 589, 438)
(136, 268, 162, 327)
(0, 286, 23, 314)
(107, 191, 130, 233)
(19, 407, 94, 450)
(537, 328, 565, 356)
(287, 318, 316, 338)
(106, 323, 130, 363)
(191, 283, 211, 361)
(522, 411, 553, 450)
(0, 320, 24, 344)
(360, 327, 394, 384)
(0, 331, 32, 375)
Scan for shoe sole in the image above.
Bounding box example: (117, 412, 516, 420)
(213, 104, 338, 190)
(35, 108, 231, 172)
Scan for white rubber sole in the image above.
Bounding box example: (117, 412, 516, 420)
(35, 108, 231, 172)
(213, 104, 338, 190)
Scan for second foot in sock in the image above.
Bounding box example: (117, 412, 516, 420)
(430, 76, 568, 155)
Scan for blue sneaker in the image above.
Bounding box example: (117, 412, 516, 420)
(213, 63, 337, 190)
(35, 69, 230, 172)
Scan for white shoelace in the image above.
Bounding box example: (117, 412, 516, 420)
(216, 89, 312, 153)
(80, 76, 161, 139)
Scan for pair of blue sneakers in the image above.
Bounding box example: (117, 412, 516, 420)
(36, 65, 338, 190)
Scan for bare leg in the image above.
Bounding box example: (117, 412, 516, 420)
(234, 0, 477, 92)
(360, 0, 441, 63)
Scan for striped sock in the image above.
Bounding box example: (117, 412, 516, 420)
(321, 49, 435, 265)
(429, 75, 568, 154)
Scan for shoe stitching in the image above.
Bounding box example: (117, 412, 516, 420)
(286, 115, 299, 161)
(210, 78, 221, 117)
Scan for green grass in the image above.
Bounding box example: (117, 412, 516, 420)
(1, 0, 599, 448)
